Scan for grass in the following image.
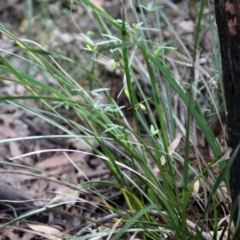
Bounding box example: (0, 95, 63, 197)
(0, 0, 233, 239)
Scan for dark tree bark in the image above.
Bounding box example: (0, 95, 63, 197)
(214, 0, 240, 222)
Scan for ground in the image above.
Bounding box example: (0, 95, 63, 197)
(0, 0, 228, 239)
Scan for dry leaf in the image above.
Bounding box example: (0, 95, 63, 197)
(0, 125, 18, 137)
(49, 170, 79, 208)
(9, 141, 23, 157)
(169, 132, 183, 155)
(21, 232, 35, 240)
(91, 0, 104, 8)
(0, 228, 22, 240)
(193, 179, 200, 195)
(153, 133, 183, 176)
(36, 153, 85, 169)
(178, 20, 195, 33)
(27, 223, 62, 237)
(49, 180, 79, 206)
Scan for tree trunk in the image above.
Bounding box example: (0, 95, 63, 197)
(214, 0, 240, 222)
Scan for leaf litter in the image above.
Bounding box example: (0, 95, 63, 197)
(0, 0, 231, 239)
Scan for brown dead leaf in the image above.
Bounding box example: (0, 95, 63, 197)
(49, 171, 79, 206)
(27, 223, 62, 237)
(153, 133, 182, 172)
(178, 20, 195, 33)
(36, 153, 85, 169)
(9, 141, 23, 157)
(153, 133, 183, 175)
(0, 125, 19, 137)
(50, 165, 70, 175)
(54, 184, 79, 206)
(91, 0, 104, 8)
(20, 232, 35, 240)
(193, 179, 200, 195)
(169, 132, 183, 155)
(0, 226, 34, 240)
(219, 181, 232, 204)
(0, 228, 22, 240)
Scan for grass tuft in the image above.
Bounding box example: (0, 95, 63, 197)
(0, 0, 232, 239)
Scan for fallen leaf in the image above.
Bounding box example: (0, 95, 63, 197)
(0, 125, 18, 137)
(193, 179, 200, 195)
(49, 171, 79, 206)
(153, 133, 183, 176)
(27, 223, 62, 237)
(169, 132, 183, 155)
(36, 153, 85, 169)
(178, 20, 195, 33)
(0, 228, 22, 240)
(91, 0, 104, 8)
(9, 141, 23, 157)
